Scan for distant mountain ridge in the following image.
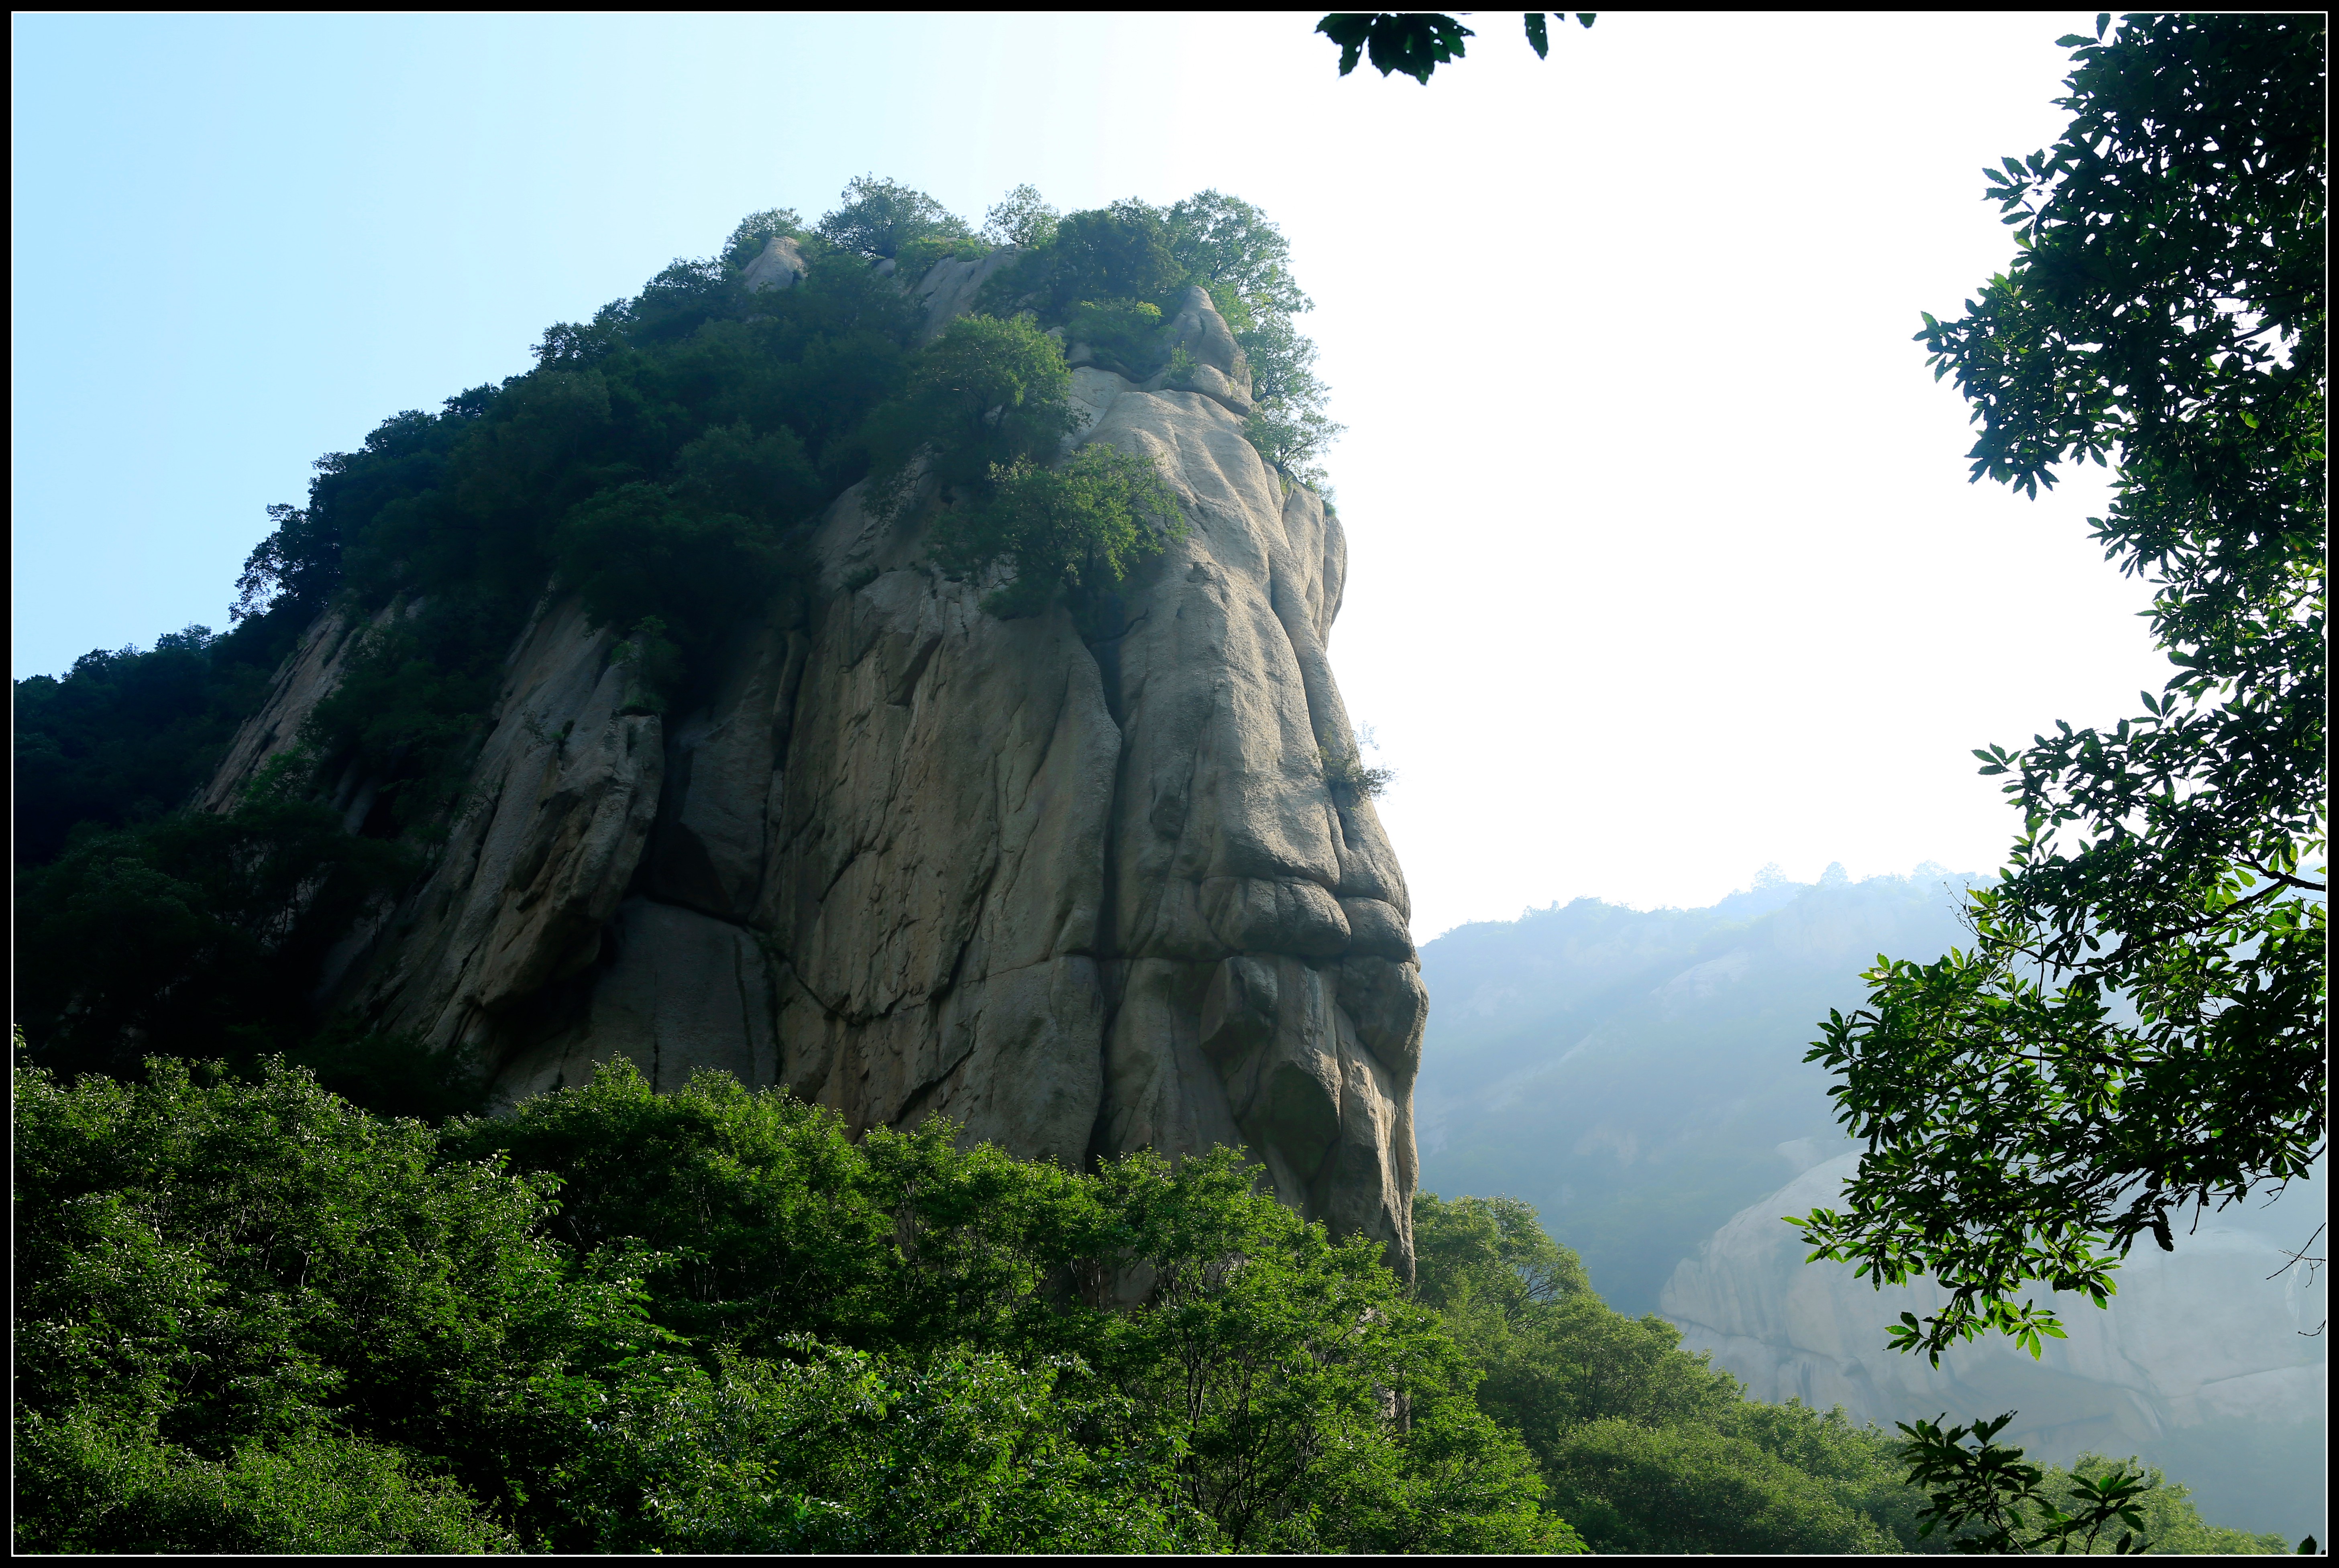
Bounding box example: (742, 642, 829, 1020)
(1415, 867, 1976, 1315)
(1414, 870, 2327, 1542)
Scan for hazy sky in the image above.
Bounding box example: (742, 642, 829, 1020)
(11, 11, 2166, 936)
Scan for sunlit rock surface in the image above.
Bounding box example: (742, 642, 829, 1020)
(203, 282, 1423, 1273)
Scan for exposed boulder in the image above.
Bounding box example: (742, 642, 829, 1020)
(739, 234, 807, 293)
(1143, 284, 1254, 414)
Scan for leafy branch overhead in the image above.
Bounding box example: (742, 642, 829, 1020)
(1792, 12, 2326, 1364)
(1317, 12, 1594, 84)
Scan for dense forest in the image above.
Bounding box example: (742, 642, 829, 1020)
(12, 173, 2301, 1553)
(15, 1054, 2287, 1553)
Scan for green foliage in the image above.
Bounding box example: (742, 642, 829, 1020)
(608, 615, 685, 717)
(20, 1054, 2282, 1555)
(1415, 1189, 1925, 1552)
(1412, 1189, 2281, 1555)
(562, 1342, 1206, 1552)
(977, 188, 1344, 484)
(893, 232, 993, 280)
(12, 618, 305, 869)
(1795, 13, 2327, 1362)
(980, 200, 1184, 322)
(18, 1057, 1566, 1552)
(1164, 188, 1313, 327)
(13, 1055, 613, 1550)
(299, 599, 517, 835)
(550, 419, 817, 656)
(1541, 1417, 1904, 1553)
(721, 206, 803, 270)
(815, 173, 974, 260)
(1065, 297, 1165, 375)
(982, 182, 1061, 248)
(866, 311, 1078, 508)
(1898, 1412, 2155, 1554)
(12, 774, 421, 1082)
(18, 1413, 517, 1554)
(1240, 310, 1344, 483)
(1320, 733, 1396, 803)
(929, 446, 1185, 623)
(1168, 191, 1344, 483)
(1317, 12, 1595, 84)
(1414, 1193, 1594, 1316)
(2050, 1457, 2293, 1556)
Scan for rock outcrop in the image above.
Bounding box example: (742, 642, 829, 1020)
(204, 281, 1424, 1272)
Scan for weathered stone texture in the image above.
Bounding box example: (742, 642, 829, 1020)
(203, 285, 1423, 1271)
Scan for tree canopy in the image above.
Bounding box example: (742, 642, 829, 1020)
(19, 1052, 2289, 1554)
(15, 1056, 1567, 1553)
(1793, 12, 2327, 1361)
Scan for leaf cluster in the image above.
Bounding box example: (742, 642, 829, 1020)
(975, 189, 1346, 483)
(16, 1057, 1566, 1554)
(12, 620, 305, 870)
(12, 777, 425, 1087)
(981, 182, 1060, 249)
(928, 446, 1186, 626)
(1316, 12, 1595, 85)
(814, 173, 974, 261)
(1797, 13, 2326, 1360)
(864, 310, 1078, 509)
(1897, 1412, 2154, 1554)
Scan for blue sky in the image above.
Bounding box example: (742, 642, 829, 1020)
(11, 11, 2164, 933)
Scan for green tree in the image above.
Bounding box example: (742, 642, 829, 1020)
(1895, 1412, 2156, 1554)
(1410, 1191, 2294, 1554)
(549, 420, 819, 657)
(19, 1054, 1564, 1552)
(444, 1061, 1569, 1552)
(816, 173, 973, 261)
(1414, 1191, 1935, 1554)
(721, 206, 804, 269)
(981, 183, 1060, 249)
(866, 311, 1078, 508)
(1793, 12, 2327, 1362)
(1317, 12, 1595, 85)
(929, 446, 1184, 623)
(1164, 189, 1346, 485)
(13, 767, 420, 1082)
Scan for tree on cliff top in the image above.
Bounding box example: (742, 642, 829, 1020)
(1792, 12, 2327, 1362)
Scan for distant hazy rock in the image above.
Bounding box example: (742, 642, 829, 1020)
(1663, 1153, 2327, 1532)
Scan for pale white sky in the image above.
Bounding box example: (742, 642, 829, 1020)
(12, 12, 2163, 936)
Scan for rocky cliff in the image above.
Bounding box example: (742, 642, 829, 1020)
(202, 272, 1426, 1272)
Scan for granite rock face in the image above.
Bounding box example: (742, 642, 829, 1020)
(738, 235, 808, 293)
(203, 282, 1423, 1271)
